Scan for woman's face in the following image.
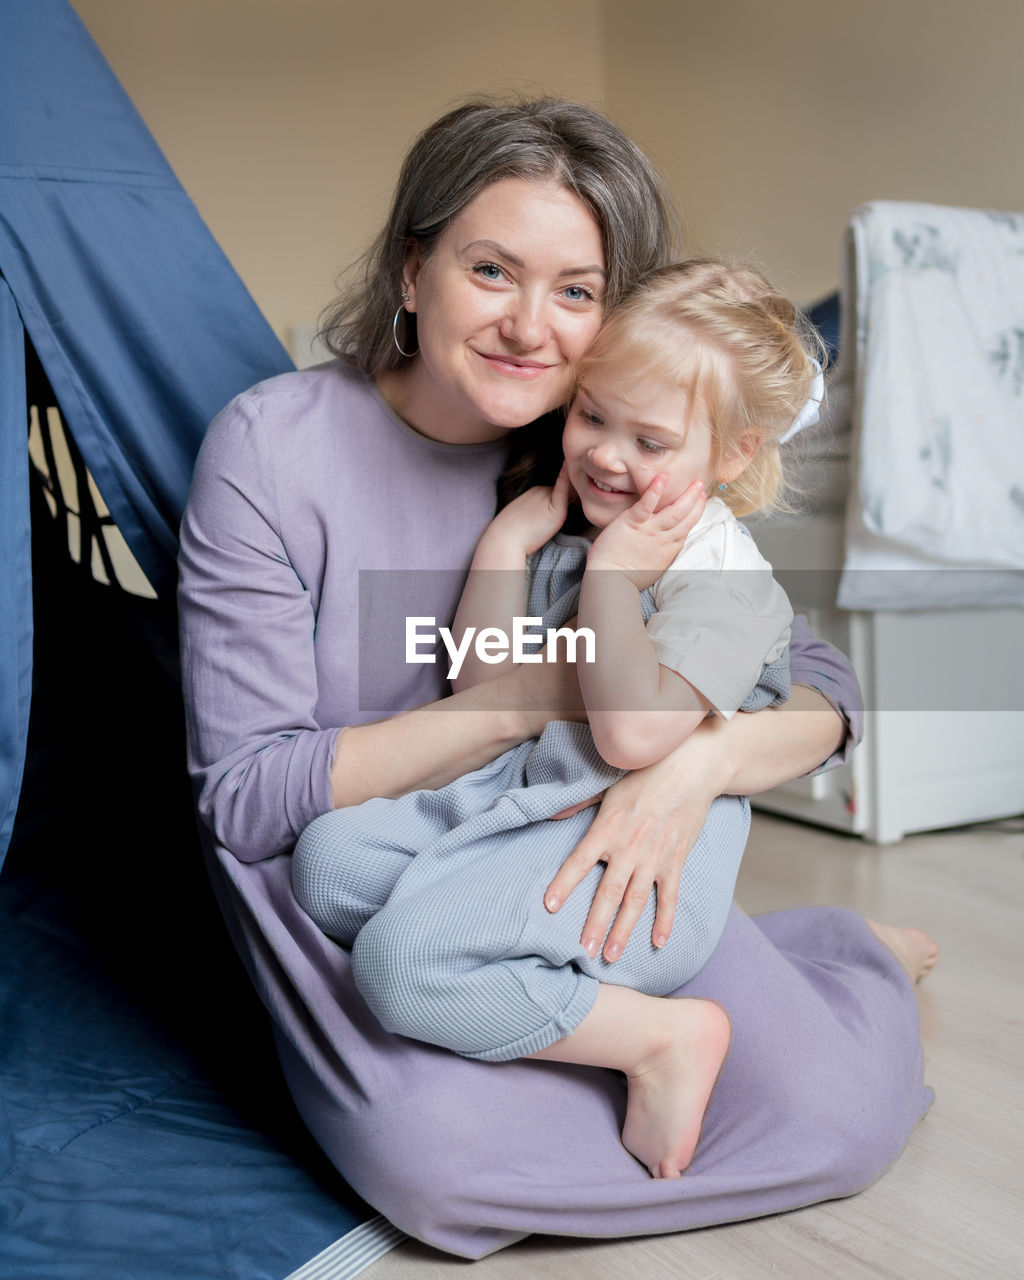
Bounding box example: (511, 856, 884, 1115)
(395, 178, 606, 444)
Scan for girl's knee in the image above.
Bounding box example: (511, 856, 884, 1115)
(291, 813, 342, 923)
(292, 811, 389, 944)
(350, 902, 435, 1038)
(351, 897, 495, 1052)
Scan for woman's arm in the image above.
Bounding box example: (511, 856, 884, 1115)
(328, 660, 582, 809)
(178, 398, 584, 863)
(544, 618, 859, 960)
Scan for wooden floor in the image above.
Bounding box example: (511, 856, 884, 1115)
(363, 810, 1024, 1280)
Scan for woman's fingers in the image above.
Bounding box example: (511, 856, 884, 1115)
(592, 855, 680, 960)
(593, 867, 654, 961)
(557, 809, 654, 959)
(544, 833, 605, 914)
(650, 868, 680, 949)
(550, 792, 606, 821)
(546, 750, 712, 955)
(578, 812, 654, 958)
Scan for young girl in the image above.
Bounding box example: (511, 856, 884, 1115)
(292, 258, 825, 1179)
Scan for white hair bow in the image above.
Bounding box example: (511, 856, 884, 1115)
(779, 359, 825, 444)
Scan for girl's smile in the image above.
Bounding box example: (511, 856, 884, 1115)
(585, 473, 636, 497)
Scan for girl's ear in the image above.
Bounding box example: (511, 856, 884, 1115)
(718, 430, 761, 484)
(401, 240, 424, 312)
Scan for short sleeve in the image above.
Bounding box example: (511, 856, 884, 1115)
(646, 569, 793, 717)
(646, 508, 793, 719)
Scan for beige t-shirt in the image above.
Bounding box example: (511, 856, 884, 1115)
(645, 498, 793, 719)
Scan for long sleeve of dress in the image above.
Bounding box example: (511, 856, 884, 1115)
(178, 394, 338, 862)
(788, 614, 863, 771)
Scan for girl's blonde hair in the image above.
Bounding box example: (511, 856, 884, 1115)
(578, 259, 824, 518)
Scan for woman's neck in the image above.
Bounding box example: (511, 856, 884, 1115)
(375, 365, 510, 447)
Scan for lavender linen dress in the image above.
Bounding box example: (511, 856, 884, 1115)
(178, 363, 932, 1259)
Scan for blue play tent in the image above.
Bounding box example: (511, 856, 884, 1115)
(0, 3, 391, 1274)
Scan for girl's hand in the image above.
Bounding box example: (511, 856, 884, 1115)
(484, 464, 573, 557)
(543, 726, 724, 960)
(587, 476, 705, 590)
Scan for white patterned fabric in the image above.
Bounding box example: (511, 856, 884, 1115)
(839, 200, 1024, 608)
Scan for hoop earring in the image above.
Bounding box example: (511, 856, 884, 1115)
(392, 293, 417, 358)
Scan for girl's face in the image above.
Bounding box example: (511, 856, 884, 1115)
(393, 178, 606, 444)
(563, 367, 728, 529)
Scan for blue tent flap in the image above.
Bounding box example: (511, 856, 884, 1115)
(0, 0, 293, 598)
(0, 3, 375, 1274)
(0, 281, 31, 882)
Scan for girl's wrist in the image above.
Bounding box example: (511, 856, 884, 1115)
(582, 559, 640, 588)
(673, 712, 734, 797)
(472, 529, 528, 571)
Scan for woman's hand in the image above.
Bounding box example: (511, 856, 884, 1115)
(541, 684, 848, 959)
(543, 727, 724, 960)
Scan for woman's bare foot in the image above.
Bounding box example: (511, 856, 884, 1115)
(621, 997, 732, 1179)
(867, 920, 940, 983)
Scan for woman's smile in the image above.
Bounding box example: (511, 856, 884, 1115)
(475, 351, 554, 379)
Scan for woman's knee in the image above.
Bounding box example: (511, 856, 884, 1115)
(765, 1063, 911, 1196)
(343, 1079, 523, 1258)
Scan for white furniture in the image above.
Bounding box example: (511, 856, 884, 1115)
(748, 508, 1024, 843)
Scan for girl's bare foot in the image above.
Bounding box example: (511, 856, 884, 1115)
(867, 919, 940, 983)
(621, 997, 732, 1179)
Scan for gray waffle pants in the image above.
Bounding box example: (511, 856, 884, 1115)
(292, 720, 750, 1061)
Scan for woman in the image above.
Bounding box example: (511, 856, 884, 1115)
(178, 97, 936, 1256)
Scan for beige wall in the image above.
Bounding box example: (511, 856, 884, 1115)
(71, 0, 605, 350)
(73, 0, 1024, 341)
(605, 0, 1024, 301)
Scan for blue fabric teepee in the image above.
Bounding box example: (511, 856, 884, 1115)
(0, 3, 374, 1274)
(0, 0, 294, 868)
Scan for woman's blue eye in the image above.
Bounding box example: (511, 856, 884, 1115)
(563, 285, 594, 303)
(474, 263, 504, 281)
